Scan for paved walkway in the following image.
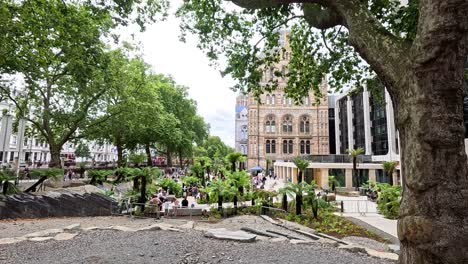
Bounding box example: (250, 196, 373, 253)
(334, 195, 398, 242)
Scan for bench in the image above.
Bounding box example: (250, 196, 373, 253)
(163, 208, 204, 216)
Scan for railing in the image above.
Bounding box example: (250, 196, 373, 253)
(302, 154, 374, 163)
(333, 199, 377, 215)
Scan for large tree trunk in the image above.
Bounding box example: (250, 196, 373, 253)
(167, 151, 172, 167)
(178, 149, 183, 169)
(145, 143, 152, 167)
(48, 144, 62, 168)
(396, 58, 468, 263)
(116, 143, 125, 167)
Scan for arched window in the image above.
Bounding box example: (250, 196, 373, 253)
(265, 115, 275, 133)
(300, 116, 310, 133)
(271, 140, 276, 153)
(288, 140, 293, 154)
(241, 125, 248, 140)
(283, 140, 288, 154)
(266, 94, 271, 105)
(306, 140, 311, 154)
(266, 140, 271, 154)
(271, 94, 276, 105)
(281, 66, 286, 79)
(282, 115, 293, 133)
(300, 140, 305, 154)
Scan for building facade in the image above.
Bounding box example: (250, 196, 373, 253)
(0, 99, 117, 167)
(273, 86, 402, 189)
(334, 87, 399, 161)
(246, 31, 330, 170)
(234, 95, 248, 156)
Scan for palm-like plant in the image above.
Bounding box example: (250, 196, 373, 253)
(226, 152, 242, 172)
(88, 169, 114, 185)
(292, 157, 309, 215)
(190, 162, 204, 186)
(205, 179, 236, 211)
(280, 181, 317, 216)
(24, 168, 64, 193)
(293, 157, 309, 183)
(0, 170, 19, 195)
(227, 170, 251, 212)
(196, 156, 212, 185)
(346, 147, 365, 189)
(383, 161, 398, 185)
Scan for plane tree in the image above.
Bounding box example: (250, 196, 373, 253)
(0, 1, 128, 168)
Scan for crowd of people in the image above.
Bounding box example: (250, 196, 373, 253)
(148, 187, 193, 217)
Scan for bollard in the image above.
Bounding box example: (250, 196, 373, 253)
(341, 201, 344, 213)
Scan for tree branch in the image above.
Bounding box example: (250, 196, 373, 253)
(325, 0, 411, 96)
(231, 0, 310, 9)
(303, 3, 344, 30)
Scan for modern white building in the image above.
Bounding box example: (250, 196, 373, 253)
(334, 87, 400, 162)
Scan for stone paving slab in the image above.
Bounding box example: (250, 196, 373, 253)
(205, 228, 256, 243)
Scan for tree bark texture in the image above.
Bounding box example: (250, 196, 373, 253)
(167, 151, 172, 167)
(48, 144, 62, 168)
(396, 51, 468, 264)
(145, 143, 152, 167)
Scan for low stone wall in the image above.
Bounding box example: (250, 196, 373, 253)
(0, 192, 115, 219)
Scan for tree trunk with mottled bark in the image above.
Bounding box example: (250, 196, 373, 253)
(145, 143, 152, 167)
(396, 51, 468, 264)
(48, 144, 62, 168)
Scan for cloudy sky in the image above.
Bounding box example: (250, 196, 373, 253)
(124, 3, 238, 148)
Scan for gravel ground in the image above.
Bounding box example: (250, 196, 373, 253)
(342, 236, 388, 251)
(0, 229, 396, 264)
(0, 216, 159, 238)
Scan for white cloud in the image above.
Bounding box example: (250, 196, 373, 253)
(122, 5, 237, 147)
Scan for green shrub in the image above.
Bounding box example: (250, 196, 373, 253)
(317, 198, 331, 209)
(158, 178, 182, 197)
(29, 168, 64, 180)
(182, 176, 200, 186)
(376, 183, 401, 219)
